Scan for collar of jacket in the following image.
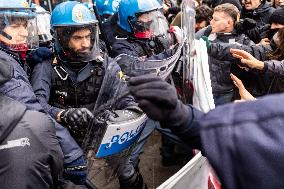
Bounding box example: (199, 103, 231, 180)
(57, 60, 104, 84)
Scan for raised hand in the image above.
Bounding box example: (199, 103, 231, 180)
(230, 73, 256, 102)
(230, 48, 264, 70)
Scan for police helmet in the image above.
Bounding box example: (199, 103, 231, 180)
(31, 3, 52, 46)
(0, 0, 39, 51)
(51, 1, 99, 63)
(117, 0, 162, 33)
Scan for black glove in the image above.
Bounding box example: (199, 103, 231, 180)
(61, 108, 94, 131)
(93, 109, 117, 124)
(259, 24, 271, 39)
(235, 18, 257, 33)
(26, 47, 52, 68)
(243, 24, 271, 43)
(128, 74, 190, 127)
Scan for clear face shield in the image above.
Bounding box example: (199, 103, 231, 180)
(54, 23, 100, 63)
(0, 8, 39, 52)
(129, 10, 170, 39)
(35, 9, 52, 44)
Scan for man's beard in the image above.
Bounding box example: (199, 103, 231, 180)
(66, 47, 92, 61)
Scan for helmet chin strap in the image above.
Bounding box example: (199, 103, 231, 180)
(0, 30, 12, 40)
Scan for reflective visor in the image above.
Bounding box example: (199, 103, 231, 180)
(129, 10, 169, 39)
(54, 23, 100, 63)
(0, 8, 39, 50)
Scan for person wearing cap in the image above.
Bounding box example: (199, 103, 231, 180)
(269, 7, 284, 30)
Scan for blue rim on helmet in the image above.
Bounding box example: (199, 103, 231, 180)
(0, 0, 36, 18)
(117, 0, 162, 33)
(51, 1, 98, 29)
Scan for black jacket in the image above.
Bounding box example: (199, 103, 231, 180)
(196, 26, 255, 94)
(168, 93, 284, 189)
(0, 95, 64, 189)
(208, 40, 284, 95)
(241, 1, 275, 28)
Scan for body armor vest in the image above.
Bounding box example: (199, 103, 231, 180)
(49, 59, 105, 110)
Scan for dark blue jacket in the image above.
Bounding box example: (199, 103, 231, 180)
(0, 49, 83, 164)
(169, 94, 284, 189)
(196, 26, 255, 95)
(31, 54, 134, 119)
(241, 1, 275, 28)
(112, 37, 174, 59)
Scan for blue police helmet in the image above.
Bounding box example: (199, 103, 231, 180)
(117, 0, 162, 33)
(0, 0, 36, 18)
(102, 0, 121, 16)
(93, 0, 105, 15)
(51, 1, 97, 29)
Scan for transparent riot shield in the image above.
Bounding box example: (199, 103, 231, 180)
(181, 0, 196, 104)
(82, 59, 148, 187)
(115, 42, 183, 80)
(82, 43, 182, 187)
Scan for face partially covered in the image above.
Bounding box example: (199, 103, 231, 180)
(271, 22, 284, 30)
(130, 10, 169, 39)
(243, 0, 261, 10)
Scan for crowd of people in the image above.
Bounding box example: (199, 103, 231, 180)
(0, 0, 284, 188)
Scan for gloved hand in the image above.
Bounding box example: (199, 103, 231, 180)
(235, 18, 257, 33)
(259, 24, 271, 39)
(63, 155, 87, 185)
(93, 109, 117, 124)
(60, 108, 94, 131)
(243, 24, 271, 44)
(201, 36, 211, 48)
(128, 74, 190, 127)
(26, 47, 52, 68)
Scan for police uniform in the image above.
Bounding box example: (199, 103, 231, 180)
(0, 47, 83, 164)
(32, 54, 132, 122)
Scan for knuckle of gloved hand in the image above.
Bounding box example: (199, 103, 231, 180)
(76, 109, 83, 116)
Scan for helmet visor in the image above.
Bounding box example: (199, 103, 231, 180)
(36, 10, 52, 43)
(55, 23, 100, 62)
(130, 10, 169, 39)
(0, 8, 39, 50)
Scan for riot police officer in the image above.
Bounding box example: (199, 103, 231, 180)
(94, 0, 121, 21)
(0, 0, 87, 186)
(112, 0, 178, 58)
(0, 47, 63, 189)
(111, 0, 192, 168)
(31, 1, 146, 188)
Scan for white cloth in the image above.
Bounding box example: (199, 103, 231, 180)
(191, 39, 215, 112)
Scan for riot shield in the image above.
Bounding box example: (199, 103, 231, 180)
(82, 59, 148, 187)
(181, 0, 196, 104)
(115, 42, 183, 80)
(82, 43, 182, 186)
